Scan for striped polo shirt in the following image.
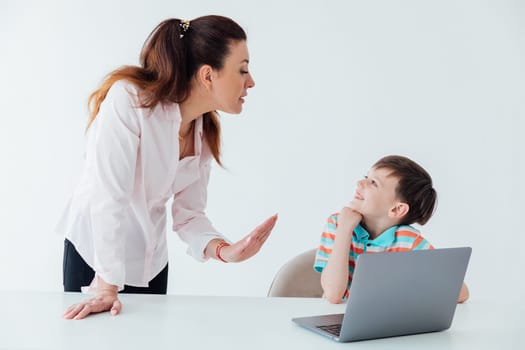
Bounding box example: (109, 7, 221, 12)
(314, 213, 434, 299)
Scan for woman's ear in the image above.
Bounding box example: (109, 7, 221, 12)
(196, 64, 213, 90)
(388, 202, 409, 219)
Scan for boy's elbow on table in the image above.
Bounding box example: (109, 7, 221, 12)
(322, 287, 345, 304)
(325, 294, 343, 304)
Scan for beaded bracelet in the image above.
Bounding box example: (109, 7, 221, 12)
(216, 241, 230, 263)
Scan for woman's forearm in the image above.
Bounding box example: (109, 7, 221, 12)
(96, 275, 119, 295)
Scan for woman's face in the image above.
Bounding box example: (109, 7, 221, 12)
(211, 40, 255, 114)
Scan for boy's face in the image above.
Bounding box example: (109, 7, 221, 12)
(349, 167, 401, 220)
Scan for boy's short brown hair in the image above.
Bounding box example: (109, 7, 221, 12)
(373, 155, 437, 225)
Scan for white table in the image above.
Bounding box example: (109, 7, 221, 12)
(1, 291, 523, 349)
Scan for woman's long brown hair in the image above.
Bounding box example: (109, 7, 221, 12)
(87, 16, 247, 166)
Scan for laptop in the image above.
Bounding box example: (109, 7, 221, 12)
(292, 247, 471, 342)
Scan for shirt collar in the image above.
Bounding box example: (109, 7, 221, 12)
(162, 102, 181, 121)
(354, 224, 398, 247)
(194, 117, 203, 154)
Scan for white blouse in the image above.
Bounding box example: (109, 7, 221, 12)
(56, 80, 225, 290)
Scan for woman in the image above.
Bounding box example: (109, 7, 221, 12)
(58, 15, 278, 320)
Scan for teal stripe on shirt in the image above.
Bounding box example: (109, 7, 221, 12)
(413, 239, 429, 251)
(316, 250, 331, 259)
(320, 236, 334, 245)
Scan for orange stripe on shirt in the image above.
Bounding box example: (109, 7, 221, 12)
(321, 232, 335, 240)
(319, 246, 332, 255)
(351, 246, 365, 254)
(327, 216, 337, 225)
(411, 236, 424, 249)
(395, 230, 420, 239)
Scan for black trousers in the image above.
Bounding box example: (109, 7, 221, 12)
(63, 239, 168, 294)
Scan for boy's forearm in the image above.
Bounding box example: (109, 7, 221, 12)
(321, 221, 357, 304)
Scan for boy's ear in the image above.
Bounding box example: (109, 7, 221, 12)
(388, 202, 409, 219)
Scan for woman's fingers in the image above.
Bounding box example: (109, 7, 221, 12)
(63, 294, 121, 320)
(63, 303, 79, 316)
(253, 226, 274, 243)
(73, 304, 93, 320)
(63, 303, 83, 319)
(221, 214, 278, 262)
(250, 214, 277, 243)
(110, 299, 122, 316)
(260, 214, 278, 230)
(237, 226, 276, 260)
(250, 214, 278, 240)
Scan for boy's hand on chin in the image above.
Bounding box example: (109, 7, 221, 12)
(338, 206, 362, 231)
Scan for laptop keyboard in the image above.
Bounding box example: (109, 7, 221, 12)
(317, 324, 341, 336)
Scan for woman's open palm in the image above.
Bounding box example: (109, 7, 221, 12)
(220, 214, 278, 262)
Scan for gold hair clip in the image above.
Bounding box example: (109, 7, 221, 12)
(179, 19, 190, 38)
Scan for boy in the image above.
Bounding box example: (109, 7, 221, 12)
(314, 155, 469, 304)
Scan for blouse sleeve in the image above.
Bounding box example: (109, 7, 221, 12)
(171, 159, 226, 261)
(87, 81, 140, 289)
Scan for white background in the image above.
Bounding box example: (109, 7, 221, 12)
(1, 0, 523, 301)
